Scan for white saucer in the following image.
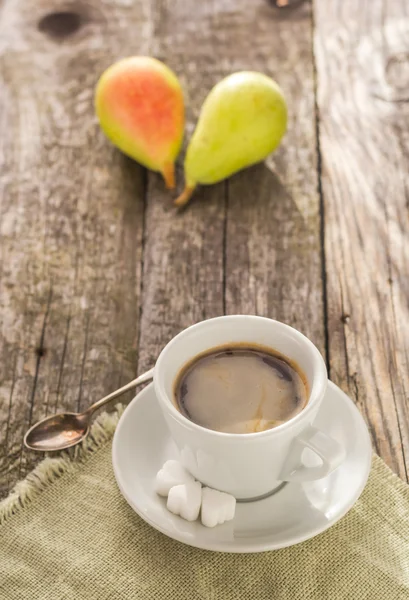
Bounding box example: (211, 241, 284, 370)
(112, 381, 372, 553)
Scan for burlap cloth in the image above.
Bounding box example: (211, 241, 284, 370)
(1, 407, 409, 600)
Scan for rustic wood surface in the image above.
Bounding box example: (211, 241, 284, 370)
(315, 0, 409, 481)
(0, 0, 408, 498)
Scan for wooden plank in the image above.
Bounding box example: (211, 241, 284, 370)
(224, 0, 325, 354)
(136, 1, 228, 372)
(0, 0, 151, 497)
(315, 0, 409, 480)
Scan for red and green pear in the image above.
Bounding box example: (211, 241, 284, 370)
(95, 56, 184, 188)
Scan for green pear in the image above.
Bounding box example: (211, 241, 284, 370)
(175, 71, 287, 206)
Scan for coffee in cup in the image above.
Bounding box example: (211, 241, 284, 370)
(174, 344, 309, 434)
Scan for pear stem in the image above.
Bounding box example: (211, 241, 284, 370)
(162, 162, 175, 189)
(174, 185, 195, 207)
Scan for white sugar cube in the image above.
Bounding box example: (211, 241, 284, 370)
(155, 460, 195, 497)
(201, 487, 236, 528)
(167, 481, 202, 521)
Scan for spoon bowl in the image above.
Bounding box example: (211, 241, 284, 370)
(24, 413, 89, 452)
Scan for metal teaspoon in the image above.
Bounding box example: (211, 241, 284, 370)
(24, 368, 154, 452)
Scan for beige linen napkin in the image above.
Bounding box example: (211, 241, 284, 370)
(1, 408, 409, 600)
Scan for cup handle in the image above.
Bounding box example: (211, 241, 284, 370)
(280, 425, 346, 482)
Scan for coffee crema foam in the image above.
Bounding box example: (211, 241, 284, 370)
(174, 344, 309, 434)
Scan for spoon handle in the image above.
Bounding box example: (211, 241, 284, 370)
(85, 368, 155, 416)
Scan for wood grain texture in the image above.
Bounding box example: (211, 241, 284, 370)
(137, 0, 324, 373)
(0, 0, 150, 496)
(315, 0, 409, 480)
(224, 0, 325, 355)
(137, 0, 236, 372)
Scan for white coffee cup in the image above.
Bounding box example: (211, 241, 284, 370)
(154, 315, 345, 500)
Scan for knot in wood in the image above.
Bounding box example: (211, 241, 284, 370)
(38, 11, 82, 40)
(385, 53, 409, 93)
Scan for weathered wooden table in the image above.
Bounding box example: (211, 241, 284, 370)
(1, 0, 408, 498)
